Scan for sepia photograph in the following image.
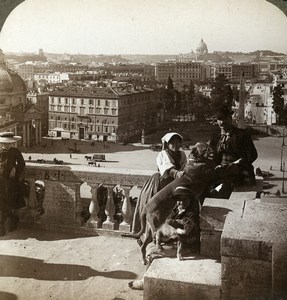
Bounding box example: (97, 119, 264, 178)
(0, 0, 287, 299)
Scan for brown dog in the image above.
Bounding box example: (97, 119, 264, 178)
(155, 202, 198, 261)
(123, 142, 240, 264)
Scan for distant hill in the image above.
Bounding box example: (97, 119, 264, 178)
(121, 54, 177, 63)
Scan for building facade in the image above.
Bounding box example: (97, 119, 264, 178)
(156, 62, 207, 82)
(48, 84, 158, 142)
(0, 50, 42, 147)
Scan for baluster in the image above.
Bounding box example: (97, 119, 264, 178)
(102, 186, 116, 230)
(75, 182, 84, 226)
(87, 183, 101, 228)
(119, 186, 132, 232)
(24, 178, 39, 222)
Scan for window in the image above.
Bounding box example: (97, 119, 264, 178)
(58, 97, 61, 103)
(89, 107, 94, 114)
(51, 97, 54, 103)
(89, 99, 94, 105)
(72, 99, 76, 105)
(90, 125, 93, 131)
(104, 108, 108, 114)
(71, 107, 76, 113)
(81, 99, 84, 105)
(112, 109, 116, 115)
(80, 108, 85, 115)
(105, 100, 109, 107)
(97, 100, 100, 106)
(65, 98, 68, 104)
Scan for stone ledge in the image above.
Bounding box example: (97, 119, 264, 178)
(144, 257, 221, 300)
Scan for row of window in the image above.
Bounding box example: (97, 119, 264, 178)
(49, 105, 117, 115)
(50, 122, 116, 133)
(50, 116, 116, 124)
(50, 97, 115, 106)
(50, 96, 150, 105)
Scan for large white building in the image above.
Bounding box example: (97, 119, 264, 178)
(245, 83, 276, 125)
(34, 72, 69, 85)
(48, 83, 159, 142)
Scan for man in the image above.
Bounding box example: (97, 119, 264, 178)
(0, 132, 26, 236)
(209, 105, 258, 198)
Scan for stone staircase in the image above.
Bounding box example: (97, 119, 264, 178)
(143, 179, 287, 299)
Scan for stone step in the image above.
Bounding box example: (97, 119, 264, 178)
(144, 256, 221, 300)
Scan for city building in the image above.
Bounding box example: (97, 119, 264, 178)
(27, 89, 49, 136)
(34, 72, 69, 85)
(156, 62, 207, 82)
(245, 83, 275, 125)
(0, 49, 42, 147)
(48, 83, 159, 142)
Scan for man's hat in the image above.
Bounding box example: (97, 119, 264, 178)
(215, 105, 234, 120)
(0, 132, 22, 143)
(170, 186, 193, 199)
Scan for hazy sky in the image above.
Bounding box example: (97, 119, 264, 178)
(0, 0, 287, 55)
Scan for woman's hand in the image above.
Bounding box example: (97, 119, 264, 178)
(176, 171, 185, 178)
(10, 167, 16, 178)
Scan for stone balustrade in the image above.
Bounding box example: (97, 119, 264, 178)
(21, 165, 150, 234)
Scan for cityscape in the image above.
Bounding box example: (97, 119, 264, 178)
(0, 0, 287, 299)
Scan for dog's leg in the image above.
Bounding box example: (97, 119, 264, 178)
(141, 227, 153, 265)
(177, 237, 184, 261)
(155, 230, 163, 252)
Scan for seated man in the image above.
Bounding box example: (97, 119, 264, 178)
(209, 105, 258, 198)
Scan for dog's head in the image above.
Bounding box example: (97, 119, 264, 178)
(189, 142, 214, 162)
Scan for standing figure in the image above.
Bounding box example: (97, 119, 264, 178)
(132, 132, 187, 232)
(0, 132, 26, 236)
(209, 105, 258, 198)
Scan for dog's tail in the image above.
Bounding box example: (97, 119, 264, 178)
(122, 211, 146, 239)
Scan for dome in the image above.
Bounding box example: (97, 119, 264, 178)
(196, 38, 208, 54)
(0, 68, 13, 92)
(0, 66, 26, 93)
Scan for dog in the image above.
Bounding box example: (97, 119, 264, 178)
(123, 142, 241, 264)
(154, 195, 198, 261)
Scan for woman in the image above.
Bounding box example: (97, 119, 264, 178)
(0, 132, 26, 236)
(131, 132, 187, 233)
(209, 105, 258, 198)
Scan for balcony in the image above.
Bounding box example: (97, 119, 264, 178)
(2, 165, 287, 299)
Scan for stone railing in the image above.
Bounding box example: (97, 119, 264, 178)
(21, 165, 151, 234)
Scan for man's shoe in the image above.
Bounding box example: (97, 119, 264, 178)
(6, 215, 19, 232)
(0, 226, 5, 236)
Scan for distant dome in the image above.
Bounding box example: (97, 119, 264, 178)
(196, 38, 208, 54)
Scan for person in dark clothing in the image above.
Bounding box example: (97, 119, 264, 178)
(0, 132, 26, 236)
(209, 105, 258, 198)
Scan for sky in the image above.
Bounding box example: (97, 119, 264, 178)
(0, 0, 287, 55)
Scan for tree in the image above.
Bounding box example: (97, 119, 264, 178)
(210, 74, 234, 114)
(193, 94, 211, 121)
(272, 84, 285, 125)
(167, 75, 174, 90)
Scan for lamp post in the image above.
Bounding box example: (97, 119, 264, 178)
(280, 126, 285, 171)
(282, 161, 285, 194)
